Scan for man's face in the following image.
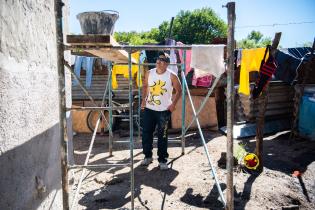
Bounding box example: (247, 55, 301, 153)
(156, 55, 169, 69)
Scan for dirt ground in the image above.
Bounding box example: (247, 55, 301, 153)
(69, 129, 315, 210)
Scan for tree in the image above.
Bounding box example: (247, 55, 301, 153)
(237, 30, 272, 49)
(114, 7, 227, 45)
(153, 8, 227, 44)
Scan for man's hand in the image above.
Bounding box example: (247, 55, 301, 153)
(167, 103, 176, 112)
(141, 100, 146, 110)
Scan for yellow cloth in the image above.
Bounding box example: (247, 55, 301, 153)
(239, 48, 267, 95)
(112, 51, 142, 89)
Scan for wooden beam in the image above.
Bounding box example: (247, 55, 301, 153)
(255, 32, 281, 171)
(66, 34, 112, 46)
(226, 2, 236, 210)
(66, 34, 137, 63)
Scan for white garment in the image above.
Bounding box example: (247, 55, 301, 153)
(146, 68, 174, 111)
(190, 44, 225, 78)
(167, 39, 178, 74)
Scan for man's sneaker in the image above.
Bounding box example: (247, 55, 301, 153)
(159, 162, 169, 170)
(140, 158, 153, 166)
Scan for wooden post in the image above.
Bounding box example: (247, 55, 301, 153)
(255, 32, 281, 171)
(54, 0, 69, 209)
(226, 2, 235, 210)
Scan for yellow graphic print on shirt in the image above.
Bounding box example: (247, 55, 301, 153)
(148, 80, 167, 105)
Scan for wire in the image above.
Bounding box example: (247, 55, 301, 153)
(236, 21, 315, 29)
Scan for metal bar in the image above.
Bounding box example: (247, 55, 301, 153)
(69, 163, 129, 169)
(108, 62, 113, 156)
(226, 2, 236, 210)
(54, 0, 69, 209)
(65, 44, 192, 51)
(181, 50, 186, 155)
(128, 51, 135, 210)
(67, 106, 129, 111)
(64, 61, 112, 135)
(112, 114, 139, 118)
(138, 56, 142, 142)
(182, 71, 226, 206)
(70, 116, 101, 210)
(112, 62, 183, 66)
(184, 77, 221, 134)
(112, 89, 139, 92)
(71, 55, 113, 210)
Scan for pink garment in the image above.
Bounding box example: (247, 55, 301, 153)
(192, 74, 213, 87)
(177, 41, 192, 75)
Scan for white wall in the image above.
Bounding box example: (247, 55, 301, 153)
(0, 0, 68, 209)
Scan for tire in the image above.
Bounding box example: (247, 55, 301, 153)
(86, 110, 116, 133)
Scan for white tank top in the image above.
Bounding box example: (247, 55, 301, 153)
(146, 68, 174, 111)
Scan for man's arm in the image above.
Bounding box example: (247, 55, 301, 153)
(141, 70, 149, 109)
(168, 73, 182, 112)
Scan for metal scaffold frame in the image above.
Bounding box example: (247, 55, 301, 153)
(55, 1, 236, 209)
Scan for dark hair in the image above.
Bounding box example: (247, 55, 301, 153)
(157, 51, 170, 63)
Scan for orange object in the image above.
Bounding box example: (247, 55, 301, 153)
(292, 170, 302, 177)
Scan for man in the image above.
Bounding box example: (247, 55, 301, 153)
(140, 52, 182, 170)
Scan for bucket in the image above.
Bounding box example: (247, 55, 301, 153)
(76, 10, 119, 35)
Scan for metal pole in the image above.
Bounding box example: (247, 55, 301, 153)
(54, 0, 69, 209)
(70, 116, 102, 210)
(128, 52, 135, 210)
(181, 50, 187, 155)
(71, 70, 111, 210)
(108, 62, 113, 156)
(184, 77, 221, 133)
(182, 71, 226, 206)
(226, 2, 236, 210)
(138, 56, 141, 142)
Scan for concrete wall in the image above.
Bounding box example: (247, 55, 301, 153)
(0, 0, 68, 209)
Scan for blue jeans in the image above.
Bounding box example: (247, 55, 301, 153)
(142, 108, 171, 163)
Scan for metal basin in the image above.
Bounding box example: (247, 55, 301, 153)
(76, 10, 119, 35)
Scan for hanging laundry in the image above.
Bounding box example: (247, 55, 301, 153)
(85, 57, 95, 88)
(192, 74, 213, 87)
(288, 47, 311, 59)
(73, 56, 84, 86)
(190, 44, 225, 78)
(238, 48, 266, 95)
(139, 50, 147, 64)
(236, 49, 242, 67)
(165, 39, 178, 74)
(177, 41, 192, 75)
(111, 51, 142, 89)
(72, 56, 95, 88)
(274, 47, 311, 84)
(252, 46, 278, 99)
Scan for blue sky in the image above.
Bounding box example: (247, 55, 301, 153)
(69, 0, 315, 48)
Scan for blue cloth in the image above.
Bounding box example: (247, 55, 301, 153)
(72, 56, 95, 88)
(85, 57, 95, 88)
(288, 47, 311, 59)
(298, 96, 315, 140)
(73, 56, 83, 86)
(274, 48, 311, 84)
(274, 50, 301, 84)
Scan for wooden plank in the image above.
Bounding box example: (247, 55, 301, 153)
(67, 34, 137, 63)
(67, 34, 111, 45)
(171, 96, 218, 130)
